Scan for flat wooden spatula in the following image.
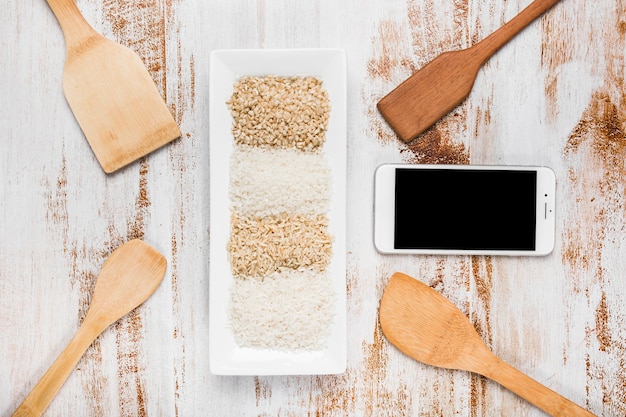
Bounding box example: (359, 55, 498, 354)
(46, 0, 181, 173)
(377, 0, 561, 143)
(379, 272, 596, 417)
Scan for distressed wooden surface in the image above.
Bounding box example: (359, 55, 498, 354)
(1, 0, 624, 416)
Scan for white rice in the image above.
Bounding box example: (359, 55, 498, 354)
(229, 268, 335, 351)
(229, 144, 332, 218)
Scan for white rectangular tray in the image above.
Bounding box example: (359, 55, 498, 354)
(209, 49, 347, 375)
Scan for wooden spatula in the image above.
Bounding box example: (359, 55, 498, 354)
(45, 0, 181, 173)
(377, 0, 561, 143)
(379, 272, 596, 417)
(12, 239, 167, 417)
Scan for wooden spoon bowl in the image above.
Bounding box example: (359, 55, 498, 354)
(379, 272, 596, 417)
(12, 239, 166, 417)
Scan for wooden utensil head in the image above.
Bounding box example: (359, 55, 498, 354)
(376, 49, 480, 143)
(379, 272, 487, 371)
(87, 239, 166, 325)
(62, 35, 181, 173)
(377, 0, 562, 143)
(9, 240, 166, 417)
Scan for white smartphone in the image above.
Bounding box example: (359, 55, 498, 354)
(374, 164, 556, 256)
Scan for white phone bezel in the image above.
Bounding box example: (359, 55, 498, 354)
(373, 163, 556, 256)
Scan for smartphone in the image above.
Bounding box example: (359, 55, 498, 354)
(374, 164, 556, 256)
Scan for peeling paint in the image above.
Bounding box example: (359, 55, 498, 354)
(43, 153, 69, 250)
(562, 92, 626, 286)
(595, 292, 611, 352)
(98, 1, 174, 414)
(470, 256, 493, 347)
(4, 0, 626, 416)
(115, 310, 147, 416)
(562, 90, 626, 414)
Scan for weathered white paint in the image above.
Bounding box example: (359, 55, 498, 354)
(1, 0, 624, 415)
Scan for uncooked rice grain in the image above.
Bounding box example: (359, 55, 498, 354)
(229, 144, 332, 218)
(227, 76, 331, 150)
(229, 268, 335, 351)
(228, 212, 333, 278)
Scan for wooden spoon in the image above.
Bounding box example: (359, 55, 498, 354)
(12, 239, 167, 417)
(45, 0, 181, 173)
(379, 272, 596, 417)
(377, 0, 561, 143)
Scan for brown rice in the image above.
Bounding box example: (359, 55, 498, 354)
(228, 212, 333, 278)
(226, 76, 331, 150)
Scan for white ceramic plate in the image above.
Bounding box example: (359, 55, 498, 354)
(209, 49, 347, 375)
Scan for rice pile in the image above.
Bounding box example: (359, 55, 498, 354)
(226, 75, 335, 351)
(229, 145, 331, 218)
(228, 212, 332, 277)
(227, 76, 330, 150)
(229, 268, 335, 351)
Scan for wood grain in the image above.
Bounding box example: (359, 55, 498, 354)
(44, 0, 181, 173)
(376, 0, 561, 143)
(12, 239, 166, 417)
(1, 0, 625, 415)
(380, 272, 596, 416)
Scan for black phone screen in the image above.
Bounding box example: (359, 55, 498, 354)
(394, 168, 537, 250)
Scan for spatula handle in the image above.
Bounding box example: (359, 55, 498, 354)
(482, 353, 596, 417)
(44, 0, 97, 46)
(472, 0, 561, 62)
(12, 318, 104, 417)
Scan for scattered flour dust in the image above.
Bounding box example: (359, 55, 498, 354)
(229, 268, 335, 351)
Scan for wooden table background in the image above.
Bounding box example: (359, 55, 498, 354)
(1, 0, 625, 415)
